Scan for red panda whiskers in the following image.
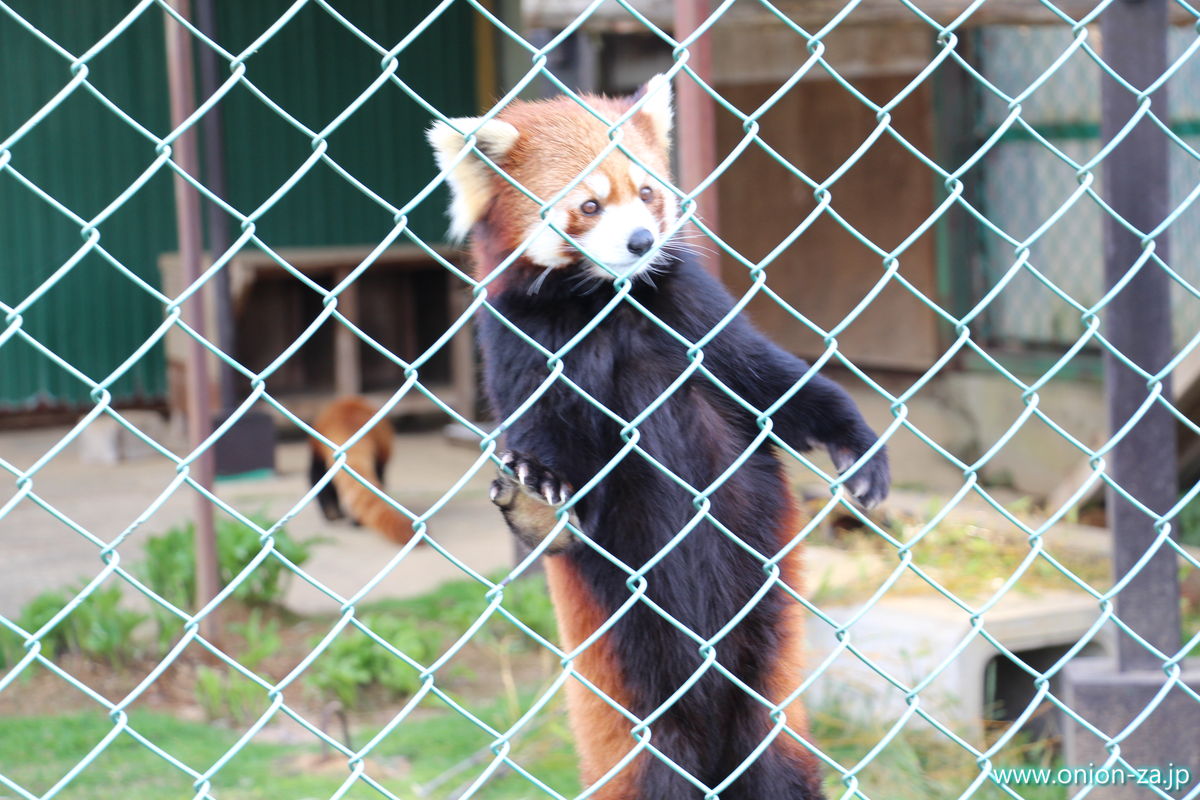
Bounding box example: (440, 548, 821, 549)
(528, 264, 557, 295)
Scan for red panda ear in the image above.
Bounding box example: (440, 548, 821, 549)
(426, 116, 520, 241)
(632, 74, 673, 151)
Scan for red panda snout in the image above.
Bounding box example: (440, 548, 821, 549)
(572, 194, 666, 278)
(627, 228, 654, 255)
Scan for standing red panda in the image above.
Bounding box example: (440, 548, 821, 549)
(308, 396, 417, 546)
(427, 76, 888, 799)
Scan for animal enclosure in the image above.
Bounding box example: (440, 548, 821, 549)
(1, 1, 1198, 798)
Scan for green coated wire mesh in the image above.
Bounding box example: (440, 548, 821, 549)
(0, 1, 1198, 798)
(974, 24, 1200, 350)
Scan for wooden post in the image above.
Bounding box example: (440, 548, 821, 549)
(449, 283, 478, 421)
(333, 268, 362, 398)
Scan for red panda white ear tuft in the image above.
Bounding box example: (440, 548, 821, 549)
(634, 74, 673, 151)
(426, 116, 520, 241)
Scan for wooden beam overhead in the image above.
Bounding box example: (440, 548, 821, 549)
(522, 0, 1194, 32)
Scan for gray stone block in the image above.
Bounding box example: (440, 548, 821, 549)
(1061, 657, 1200, 799)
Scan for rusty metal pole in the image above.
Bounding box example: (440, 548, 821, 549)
(674, 0, 720, 277)
(164, 0, 220, 640)
(195, 0, 236, 414)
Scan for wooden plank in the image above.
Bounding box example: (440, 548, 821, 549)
(712, 22, 932, 84)
(714, 75, 942, 371)
(737, 0, 1194, 28)
(398, 272, 419, 363)
(448, 283, 479, 421)
(333, 267, 362, 398)
(524, 0, 1194, 30)
(233, 243, 460, 271)
(225, 244, 461, 310)
(265, 386, 460, 429)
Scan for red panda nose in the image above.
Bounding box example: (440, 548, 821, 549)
(627, 228, 655, 256)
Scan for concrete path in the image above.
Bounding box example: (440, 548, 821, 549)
(0, 385, 995, 621)
(0, 425, 509, 618)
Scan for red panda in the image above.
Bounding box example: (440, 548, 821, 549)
(308, 396, 416, 546)
(428, 76, 888, 799)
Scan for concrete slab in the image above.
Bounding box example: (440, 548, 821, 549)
(805, 591, 1115, 742)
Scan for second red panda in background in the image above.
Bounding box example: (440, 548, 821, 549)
(428, 76, 888, 799)
(309, 396, 416, 546)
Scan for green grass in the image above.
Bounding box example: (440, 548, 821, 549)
(373, 692, 580, 798)
(811, 702, 1065, 800)
(0, 710, 359, 800)
(810, 515, 1112, 608)
(0, 698, 1071, 800)
(304, 572, 560, 711)
(0, 568, 1077, 799)
(0, 699, 580, 800)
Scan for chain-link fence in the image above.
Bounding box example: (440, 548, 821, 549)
(973, 23, 1200, 351)
(1, 1, 1199, 798)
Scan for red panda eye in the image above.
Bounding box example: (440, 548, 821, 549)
(580, 199, 601, 215)
(639, 186, 653, 202)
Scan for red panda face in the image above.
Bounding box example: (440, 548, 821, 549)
(427, 75, 676, 282)
(524, 151, 676, 279)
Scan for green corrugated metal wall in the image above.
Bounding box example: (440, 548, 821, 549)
(0, 0, 477, 410)
(0, 3, 174, 410)
(214, 1, 477, 248)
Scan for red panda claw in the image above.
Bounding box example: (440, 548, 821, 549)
(490, 477, 516, 507)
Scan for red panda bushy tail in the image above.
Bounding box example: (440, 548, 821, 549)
(311, 397, 418, 546)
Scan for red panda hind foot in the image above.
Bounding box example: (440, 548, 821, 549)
(490, 450, 580, 554)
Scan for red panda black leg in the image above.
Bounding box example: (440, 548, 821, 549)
(310, 449, 345, 521)
(829, 443, 889, 509)
(489, 451, 579, 553)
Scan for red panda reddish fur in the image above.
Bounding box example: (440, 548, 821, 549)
(544, 556, 642, 798)
(308, 397, 416, 546)
(428, 76, 888, 798)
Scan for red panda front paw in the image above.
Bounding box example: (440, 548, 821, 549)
(829, 444, 890, 509)
(493, 451, 574, 506)
(490, 451, 579, 553)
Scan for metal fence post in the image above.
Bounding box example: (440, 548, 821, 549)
(673, 0, 720, 277)
(195, 0, 235, 415)
(1104, 0, 1181, 676)
(164, 0, 221, 641)
(1061, 2, 1198, 793)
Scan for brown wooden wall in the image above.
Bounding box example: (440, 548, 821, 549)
(714, 75, 941, 371)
